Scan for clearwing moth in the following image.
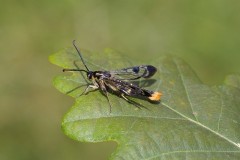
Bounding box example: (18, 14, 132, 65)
(63, 40, 162, 112)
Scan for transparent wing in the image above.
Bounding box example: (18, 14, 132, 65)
(109, 65, 157, 80)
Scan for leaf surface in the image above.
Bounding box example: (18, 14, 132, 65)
(49, 47, 240, 159)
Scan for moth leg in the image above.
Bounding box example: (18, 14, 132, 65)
(98, 80, 113, 113)
(79, 84, 98, 96)
(105, 91, 112, 113)
(66, 84, 88, 95)
(120, 94, 141, 109)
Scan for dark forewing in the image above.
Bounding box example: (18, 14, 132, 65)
(109, 65, 157, 80)
(103, 78, 153, 98)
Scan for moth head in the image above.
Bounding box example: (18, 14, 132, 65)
(87, 71, 93, 80)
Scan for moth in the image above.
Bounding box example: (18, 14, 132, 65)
(63, 40, 162, 112)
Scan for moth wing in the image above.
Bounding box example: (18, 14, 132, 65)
(109, 65, 157, 80)
(103, 78, 152, 97)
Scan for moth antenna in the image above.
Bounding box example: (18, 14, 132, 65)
(72, 40, 90, 71)
(62, 68, 88, 73)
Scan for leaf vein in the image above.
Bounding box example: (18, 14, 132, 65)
(217, 96, 224, 132)
(161, 102, 240, 149)
(63, 116, 186, 123)
(145, 150, 240, 160)
(174, 59, 199, 122)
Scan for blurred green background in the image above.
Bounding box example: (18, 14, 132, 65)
(0, 0, 239, 159)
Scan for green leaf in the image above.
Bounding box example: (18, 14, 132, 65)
(49, 47, 240, 159)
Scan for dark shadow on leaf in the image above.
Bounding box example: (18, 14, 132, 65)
(132, 79, 157, 88)
(148, 99, 161, 105)
(74, 61, 89, 83)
